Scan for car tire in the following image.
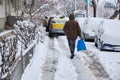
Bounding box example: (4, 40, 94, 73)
(49, 33, 53, 37)
(83, 33, 87, 41)
(95, 36, 103, 51)
(98, 41, 103, 51)
(54, 34, 58, 37)
(94, 36, 98, 47)
(95, 42, 98, 47)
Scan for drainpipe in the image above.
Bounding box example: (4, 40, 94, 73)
(5, 0, 7, 25)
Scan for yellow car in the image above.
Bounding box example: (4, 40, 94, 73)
(49, 18, 67, 37)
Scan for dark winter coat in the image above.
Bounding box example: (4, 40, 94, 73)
(63, 14, 81, 40)
(42, 18, 48, 27)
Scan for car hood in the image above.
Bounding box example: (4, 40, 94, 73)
(101, 33, 120, 45)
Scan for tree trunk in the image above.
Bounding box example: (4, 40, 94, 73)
(110, 0, 120, 20)
(92, 0, 96, 17)
(119, 9, 120, 19)
(110, 10, 119, 19)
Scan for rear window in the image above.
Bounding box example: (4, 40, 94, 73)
(52, 19, 66, 24)
(74, 13, 85, 18)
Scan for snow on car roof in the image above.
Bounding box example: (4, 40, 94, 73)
(87, 17, 104, 25)
(99, 19, 120, 44)
(103, 19, 120, 31)
(102, 19, 120, 37)
(52, 18, 67, 23)
(82, 17, 104, 34)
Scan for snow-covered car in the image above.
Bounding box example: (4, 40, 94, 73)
(75, 17, 86, 38)
(76, 17, 86, 28)
(74, 10, 86, 18)
(48, 18, 67, 37)
(94, 19, 120, 51)
(82, 17, 103, 41)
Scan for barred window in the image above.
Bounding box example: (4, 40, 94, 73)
(11, 0, 20, 11)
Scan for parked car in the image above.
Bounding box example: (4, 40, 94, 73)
(48, 18, 68, 37)
(74, 10, 86, 18)
(82, 17, 103, 41)
(94, 19, 120, 51)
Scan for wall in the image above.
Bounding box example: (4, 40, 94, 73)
(0, 0, 5, 30)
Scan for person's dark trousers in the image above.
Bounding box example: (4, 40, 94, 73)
(68, 39, 76, 59)
(46, 26, 49, 32)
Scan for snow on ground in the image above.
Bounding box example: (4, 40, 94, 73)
(54, 55, 77, 80)
(21, 35, 120, 80)
(85, 42, 120, 80)
(21, 37, 49, 80)
(56, 36, 97, 80)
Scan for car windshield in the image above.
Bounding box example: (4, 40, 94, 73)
(52, 19, 66, 23)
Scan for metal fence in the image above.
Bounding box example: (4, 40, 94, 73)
(10, 44, 35, 80)
(0, 33, 36, 80)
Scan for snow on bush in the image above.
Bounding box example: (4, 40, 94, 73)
(0, 20, 46, 80)
(0, 32, 17, 80)
(13, 20, 36, 49)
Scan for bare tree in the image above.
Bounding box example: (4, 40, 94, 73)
(110, 9, 120, 19)
(23, 0, 57, 21)
(92, 0, 97, 17)
(110, 0, 120, 19)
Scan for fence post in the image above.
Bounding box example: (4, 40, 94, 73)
(20, 48, 24, 74)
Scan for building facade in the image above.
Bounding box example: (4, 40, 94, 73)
(0, 0, 25, 30)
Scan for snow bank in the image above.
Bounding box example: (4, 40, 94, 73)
(21, 37, 49, 80)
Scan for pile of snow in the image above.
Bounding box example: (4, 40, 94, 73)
(21, 37, 49, 80)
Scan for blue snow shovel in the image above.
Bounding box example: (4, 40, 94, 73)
(77, 38, 87, 51)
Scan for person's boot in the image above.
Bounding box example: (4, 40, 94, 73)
(70, 52, 74, 59)
(70, 55, 74, 59)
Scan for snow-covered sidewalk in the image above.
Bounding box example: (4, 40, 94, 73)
(21, 36, 120, 80)
(21, 37, 49, 80)
(21, 36, 96, 80)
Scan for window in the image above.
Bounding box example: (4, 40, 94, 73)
(11, 0, 20, 11)
(52, 20, 66, 24)
(0, 0, 3, 5)
(104, 2, 115, 9)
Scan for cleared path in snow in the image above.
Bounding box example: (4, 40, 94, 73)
(57, 36, 97, 80)
(41, 36, 112, 80)
(41, 36, 97, 80)
(72, 58, 96, 80)
(41, 37, 59, 80)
